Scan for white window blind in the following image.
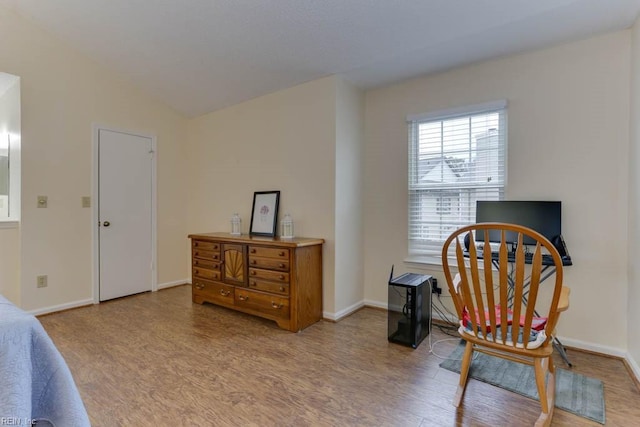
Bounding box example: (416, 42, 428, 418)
(408, 101, 507, 254)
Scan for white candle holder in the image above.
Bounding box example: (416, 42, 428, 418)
(281, 213, 294, 238)
(230, 213, 242, 235)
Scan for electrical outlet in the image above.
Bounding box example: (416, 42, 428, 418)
(37, 275, 48, 288)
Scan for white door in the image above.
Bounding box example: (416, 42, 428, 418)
(97, 128, 154, 301)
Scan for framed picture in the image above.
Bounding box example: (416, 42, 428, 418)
(250, 191, 280, 237)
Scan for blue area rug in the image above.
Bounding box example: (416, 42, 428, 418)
(440, 343, 605, 424)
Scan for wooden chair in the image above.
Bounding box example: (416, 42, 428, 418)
(441, 222, 570, 427)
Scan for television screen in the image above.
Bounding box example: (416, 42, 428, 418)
(475, 201, 561, 245)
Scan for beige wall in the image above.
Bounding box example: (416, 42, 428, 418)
(364, 31, 631, 351)
(334, 78, 365, 316)
(0, 7, 189, 311)
(628, 17, 640, 371)
(0, 226, 19, 303)
(186, 76, 339, 314)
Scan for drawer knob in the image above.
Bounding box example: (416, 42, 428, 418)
(220, 289, 230, 296)
(251, 260, 257, 264)
(238, 295, 248, 301)
(250, 249, 256, 253)
(194, 242, 199, 247)
(279, 263, 285, 268)
(279, 275, 285, 280)
(279, 286, 285, 292)
(194, 283, 204, 290)
(271, 302, 283, 309)
(278, 251, 285, 257)
(251, 271, 256, 275)
(250, 281, 256, 286)
(194, 269, 199, 275)
(194, 260, 199, 265)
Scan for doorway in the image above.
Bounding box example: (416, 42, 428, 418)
(93, 127, 156, 301)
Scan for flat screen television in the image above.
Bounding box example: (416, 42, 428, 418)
(475, 200, 561, 245)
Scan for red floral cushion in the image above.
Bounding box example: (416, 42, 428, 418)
(462, 305, 547, 332)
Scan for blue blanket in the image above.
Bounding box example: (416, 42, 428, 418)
(0, 295, 90, 426)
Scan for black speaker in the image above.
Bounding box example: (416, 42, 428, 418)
(552, 234, 568, 257)
(464, 232, 471, 251)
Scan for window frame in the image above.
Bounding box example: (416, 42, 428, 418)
(407, 100, 507, 261)
(0, 73, 20, 226)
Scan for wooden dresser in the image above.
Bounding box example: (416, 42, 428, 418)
(188, 232, 324, 332)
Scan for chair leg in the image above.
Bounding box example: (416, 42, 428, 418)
(453, 341, 474, 407)
(533, 357, 555, 427)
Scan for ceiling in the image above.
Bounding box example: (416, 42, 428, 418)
(2, 0, 639, 117)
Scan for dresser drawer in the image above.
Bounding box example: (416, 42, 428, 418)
(248, 256, 289, 272)
(193, 258, 221, 270)
(248, 278, 290, 295)
(248, 268, 289, 283)
(192, 241, 220, 251)
(193, 249, 221, 262)
(235, 289, 290, 319)
(192, 280, 234, 304)
(193, 267, 221, 281)
(248, 246, 289, 260)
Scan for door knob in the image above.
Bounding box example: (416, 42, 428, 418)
(103, 221, 111, 227)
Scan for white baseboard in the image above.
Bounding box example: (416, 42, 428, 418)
(552, 336, 640, 384)
(323, 300, 365, 321)
(27, 280, 188, 316)
(28, 298, 94, 316)
(157, 279, 189, 290)
(626, 352, 640, 384)
(362, 300, 639, 381)
(555, 336, 626, 358)
(363, 299, 386, 310)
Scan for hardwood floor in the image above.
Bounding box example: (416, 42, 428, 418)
(38, 285, 640, 426)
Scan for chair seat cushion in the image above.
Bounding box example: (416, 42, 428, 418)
(459, 324, 547, 349)
(460, 305, 548, 349)
(462, 305, 547, 332)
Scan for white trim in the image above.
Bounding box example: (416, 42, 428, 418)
(363, 299, 386, 310)
(552, 336, 640, 384)
(407, 99, 508, 122)
(404, 254, 443, 267)
(555, 335, 627, 358)
(157, 279, 189, 290)
(324, 302, 640, 383)
(91, 124, 158, 303)
(626, 352, 640, 384)
(323, 300, 365, 321)
(150, 136, 158, 293)
(28, 298, 94, 316)
(0, 220, 18, 229)
(92, 126, 99, 304)
(360, 299, 640, 383)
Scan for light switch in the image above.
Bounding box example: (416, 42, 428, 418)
(37, 195, 48, 208)
(81, 196, 91, 208)
(37, 275, 48, 288)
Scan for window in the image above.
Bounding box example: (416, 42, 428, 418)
(408, 100, 507, 255)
